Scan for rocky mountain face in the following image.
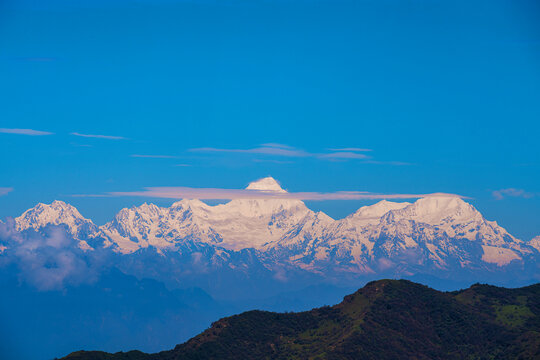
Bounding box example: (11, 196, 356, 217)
(8, 177, 540, 286)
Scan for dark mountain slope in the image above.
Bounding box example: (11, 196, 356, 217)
(61, 280, 540, 360)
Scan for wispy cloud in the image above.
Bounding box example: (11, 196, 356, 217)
(131, 154, 179, 159)
(71, 194, 112, 198)
(492, 188, 535, 200)
(191, 146, 309, 157)
(260, 143, 297, 149)
(0, 187, 13, 196)
(190, 143, 375, 161)
(0, 128, 53, 136)
(75, 186, 463, 201)
(71, 132, 125, 140)
(319, 152, 370, 159)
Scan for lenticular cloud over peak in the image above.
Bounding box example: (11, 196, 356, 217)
(81, 176, 466, 201)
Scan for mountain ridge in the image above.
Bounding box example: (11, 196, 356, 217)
(60, 279, 540, 360)
(9, 177, 540, 282)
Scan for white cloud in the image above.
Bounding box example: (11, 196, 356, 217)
(191, 146, 309, 157)
(0, 128, 53, 136)
(190, 143, 376, 161)
(492, 188, 535, 200)
(71, 132, 125, 140)
(260, 143, 296, 149)
(0, 223, 102, 291)
(319, 151, 370, 159)
(0, 187, 13, 196)
(88, 186, 463, 201)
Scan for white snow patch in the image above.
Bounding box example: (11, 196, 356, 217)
(481, 245, 521, 266)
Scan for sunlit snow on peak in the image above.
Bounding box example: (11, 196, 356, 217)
(246, 177, 286, 193)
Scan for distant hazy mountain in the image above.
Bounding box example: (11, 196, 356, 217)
(9, 177, 539, 290)
(0, 268, 234, 360)
(61, 279, 540, 360)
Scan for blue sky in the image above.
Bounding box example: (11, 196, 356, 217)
(0, 0, 539, 239)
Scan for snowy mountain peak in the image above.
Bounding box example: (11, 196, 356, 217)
(384, 195, 478, 225)
(171, 199, 209, 210)
(353, 200, 410, 218)
(246, 177, 286, 193)
(415, 194, 469, 212)
(15, 200, 97, 238)
(51, 199, 72, 207)
(530, 236, 540, 252)
(32, 200, 76, 212)
(115, 203, 160, 218)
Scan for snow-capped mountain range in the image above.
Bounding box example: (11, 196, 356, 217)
(9, 177, 540, 280)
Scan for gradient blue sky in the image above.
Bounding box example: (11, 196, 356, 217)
(0, 0, 539, 239)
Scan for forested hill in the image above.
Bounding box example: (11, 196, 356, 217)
(62, 280, 540, 360)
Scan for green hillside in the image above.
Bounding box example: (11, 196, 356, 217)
(61, 280, 540, 360)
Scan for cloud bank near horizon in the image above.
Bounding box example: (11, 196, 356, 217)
(0, 221, 103, 291)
